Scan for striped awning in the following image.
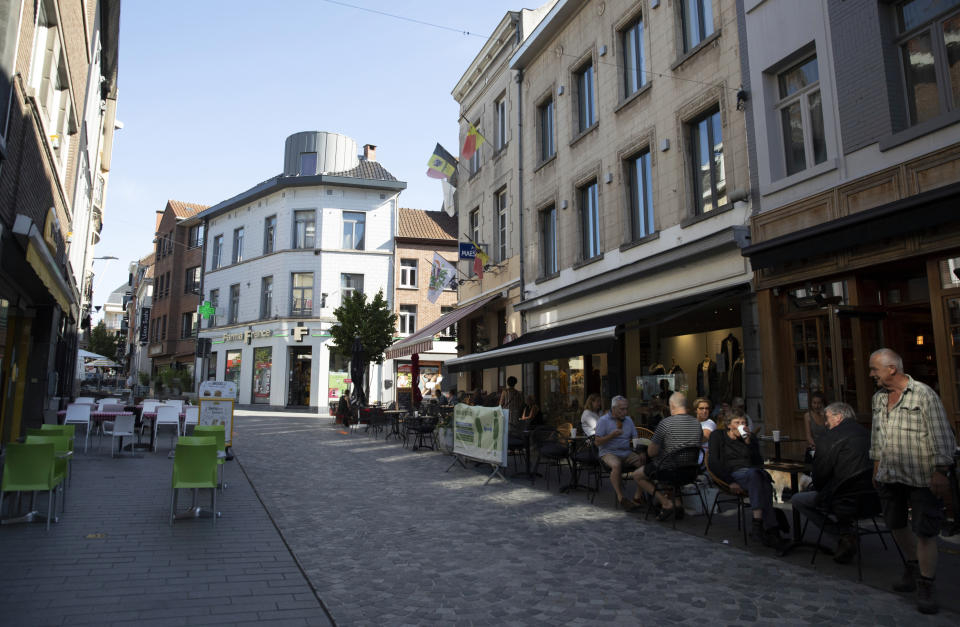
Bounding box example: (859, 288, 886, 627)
(386, 292, 499, 360)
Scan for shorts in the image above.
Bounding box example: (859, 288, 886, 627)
(601, 452, 644, 474)
(877, 482, 944, 538)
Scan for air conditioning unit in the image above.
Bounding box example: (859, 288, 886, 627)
(49, 134, 60, 149)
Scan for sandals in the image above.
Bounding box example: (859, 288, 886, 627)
(656, 506, 675, 521)
(619, 497, 640, 511)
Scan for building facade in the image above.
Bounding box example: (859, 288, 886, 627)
(125, 252, 154, 382)
(194, 131, 405, 408)
(740, 0, 960, 438)
(0, 0, 119, 441)
(446, 0, 758, 427)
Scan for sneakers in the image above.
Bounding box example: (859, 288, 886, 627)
(917, 577, 939, 615)
(893, 561, 918, 593)
(833, 534, 858, 564)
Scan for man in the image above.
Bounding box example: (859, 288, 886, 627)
(595, 396, 644, 510)
(708, 409, 787, 549)
(869, 348, 956, 615)
(790, 402, 872, 563)
(633, 392, 703, 519)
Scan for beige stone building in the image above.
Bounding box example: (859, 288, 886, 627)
(448, 0, 758, 426)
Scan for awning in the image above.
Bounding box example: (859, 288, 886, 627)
(446, 326, 618, 373)
(13, 215, 78, 316)
(385, 292, 499, 360)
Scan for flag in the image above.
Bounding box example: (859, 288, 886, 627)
(428, 253, 457, 303)
(467, 235, 489, 266)
(426, 143, 457, 180)
(442, 179, 456, 217)
(461, 123, 486, 161)
(473, 255, 483, 280)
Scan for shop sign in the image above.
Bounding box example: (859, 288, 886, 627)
(221, 329, 274, 344)
(292, 327, 308, 342)
(459, 242, 476, 259)
(138, 307, 150, 344)
(198, 301, 216, 319)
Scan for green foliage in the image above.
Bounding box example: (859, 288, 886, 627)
(88, 321, 119, 360)
(138, 372, 150, 386)
(329, 289, 397, 365)
(157, 367, 193, 393)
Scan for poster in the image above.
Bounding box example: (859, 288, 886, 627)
(198, 398, 234, 445)
(452, 403, 507, 467)
(328, 371, 349, 401)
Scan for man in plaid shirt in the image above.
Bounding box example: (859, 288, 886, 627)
(869, 348, 956, 615)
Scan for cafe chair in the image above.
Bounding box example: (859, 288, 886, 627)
(407, 415, 438, 451)
(636, 427, 655, 440)
(530, 426, 569, 489)
(805, 468, 903, 581)
(153, 405, 182, 452)
(570, 434, 599, 492)
(192, 425, 227, 490)
(63, 403, 93, 454)
(507, 429, 528, 474)
(1, 442, 64, 531)
(170, 437, 218, 526)
(644, 445, 705, 528)
(182, 406, 199, 436)
(102, 415, 137, 458)
(98, 402, 125, 413)
(704, 456, 750, 545)
(22, 435, 70, 512)
(74, 397, 95, 405)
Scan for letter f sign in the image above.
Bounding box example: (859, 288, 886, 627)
(292, 327, 308, 342)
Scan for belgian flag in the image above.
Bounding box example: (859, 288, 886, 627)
(426, 143, 457, 180)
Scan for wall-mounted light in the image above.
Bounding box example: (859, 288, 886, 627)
(916, 335, 924, 346)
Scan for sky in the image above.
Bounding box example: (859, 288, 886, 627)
(92, 0, 533, 312)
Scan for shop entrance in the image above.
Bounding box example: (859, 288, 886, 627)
(287, 347, 312, 407)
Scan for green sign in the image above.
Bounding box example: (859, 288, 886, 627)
(198, 301, 216, 319)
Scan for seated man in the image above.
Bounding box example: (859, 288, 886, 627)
(635, 392, 704, 520)
(595, 395, 645, 510)
(791, 401, 873, 563)
(708, 409, 787, 549)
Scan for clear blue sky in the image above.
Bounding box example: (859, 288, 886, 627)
(92, 0, 530, 311)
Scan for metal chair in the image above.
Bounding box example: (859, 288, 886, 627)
(644, 445, 705, 528)
(531, 426, 569, 489)
(704, 455, 751, 545)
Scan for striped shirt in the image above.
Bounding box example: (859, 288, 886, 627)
(652, 414, 704, 468)
(870, 375, 957, 488)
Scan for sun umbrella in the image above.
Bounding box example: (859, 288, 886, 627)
(350, 337, 368, 408)
(411, 353, 422, 408)
(86, 357, 118, 368)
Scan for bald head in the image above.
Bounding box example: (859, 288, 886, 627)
(669, 392, 688, 414)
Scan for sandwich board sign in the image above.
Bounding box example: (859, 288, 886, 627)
(198, 381, 237, 445)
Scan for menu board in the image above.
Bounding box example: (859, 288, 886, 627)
(198, 381, 236, 444)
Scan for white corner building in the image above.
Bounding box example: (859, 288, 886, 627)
(191, 131, 406, 408)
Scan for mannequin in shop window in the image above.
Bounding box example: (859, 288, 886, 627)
(649, 362, 666, 375)
(668, 358, 683, 375)
(697, 354, 718, 401)
(720, 333, 741, 399)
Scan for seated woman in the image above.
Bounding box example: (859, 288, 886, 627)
(579, 393, 602, 437)
(707, 409, 787, 549)
(695, 397, 717, 464)
(804, 391, 827, 462)
(520, 395, 543, 427)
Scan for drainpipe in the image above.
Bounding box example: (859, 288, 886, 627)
(515, 65, 526, 336)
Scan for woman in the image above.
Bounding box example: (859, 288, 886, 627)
(521, 395, 543, 427)
(580, 393, 602, 436)
(804, 391, 827, 460)
(336, 389, 352, 427)
(694, 397, 716, 465)
(499, 376, 523, 428)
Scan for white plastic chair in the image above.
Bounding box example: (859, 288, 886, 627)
(182, 406, 199, 436)
(102, 415, 136, 458)
(153, 405, 181, 452)
(164, 399, 184, 411)
(98, 402, 126, 413)
(64, 404, 92, 453)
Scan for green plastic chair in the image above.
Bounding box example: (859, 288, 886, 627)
(192, 425, 227, 489)
(25, 435, 71, 508)
(39, 425, 76, 481)
(1, 442, 63, 531)
(170, 437, 218, 526)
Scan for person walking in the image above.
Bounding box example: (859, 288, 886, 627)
(868, 348, 956, 614)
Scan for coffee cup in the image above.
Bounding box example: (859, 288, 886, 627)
(570, 427, 577, 438)
(737, 425, 748, 438)
(772, 430, 781, 442)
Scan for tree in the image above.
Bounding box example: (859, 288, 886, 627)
(88, 321, 120, 361)
(330, 289, 397, 401)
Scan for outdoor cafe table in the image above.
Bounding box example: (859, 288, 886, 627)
(763, 459, 824, 556)
(382, 410, 406, 441)
(140, 409, 187, 450)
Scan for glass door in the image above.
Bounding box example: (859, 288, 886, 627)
(791, 316, 834, 410)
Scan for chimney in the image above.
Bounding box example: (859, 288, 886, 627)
(363, 144, 377, 162)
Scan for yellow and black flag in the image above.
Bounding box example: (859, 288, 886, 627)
(426, 143, 457, 180)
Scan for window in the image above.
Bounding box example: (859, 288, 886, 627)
(398, 305, 417, 335)
(579, 180, 600, 260)
(180, 312, 198, 338)
(155, 273, 163, 300)
(896, 0, 960, 125)
(495, 96, 507, 151)
(293, 210, 315, 248)
(538, 98, 555, 162)
(209, 289, 219, 328)
(212, 235, 224, 269)
(299, 152, 317, 175)
(260, 276, 273, 318)
(777, 56, 826, 176)
(468, 120, 481, 174)
(622, 17, 646, 97)
(681, 0, 714, 53)
(540, 205, 558, 276)
(438, 306, 458, 340)
(690, 108, 726, 214)
(495, 188, 508, 262)
(291, 273, 313, 316)
(468, 208, 480, 277)
(161, 315, 167, 340)
(0, 0, 20, 146)
(342, 211, 366, 250)
(400, 259, 417, 288)
(627, 150, 654, 240)
(188, 224, 204, 248)
(30, 0, 74, 176)
(341, 273, 363, 298)
(164, 272, 171, 297)
(263, 215, 276, 254)
(229, 284, 240, 324)
(575, 61, 595, 132)
(184, 266, 201, 294)
(232, 227, 244, 264)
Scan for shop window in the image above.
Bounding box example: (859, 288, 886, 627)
(207, 351, 218, 381)
(252, 347, 272, 404)
(539, 356, 587, 425)
(791, 317, 834, 409)
(777, 55, 826, 176)
(896, 0, 960, 125)
(225, 349, 241, 384)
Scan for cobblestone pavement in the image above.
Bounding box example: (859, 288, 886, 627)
(234, 411, 959, 626)
(0, 429, 332, 626)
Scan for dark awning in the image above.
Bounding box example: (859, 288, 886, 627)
(385, 292, 499, 360)
(742, 181, 960, 270)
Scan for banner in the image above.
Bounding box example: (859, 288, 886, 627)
(198, 380, 237, 445)
(428, 252, 457, 303)
(453, 403, 507, 467)
(138, 307, 151, 344)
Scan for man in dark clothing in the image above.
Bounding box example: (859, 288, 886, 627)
(791, 402, 873, 563)
(708, 409, 786, 549)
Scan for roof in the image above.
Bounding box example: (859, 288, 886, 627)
(332, 160, 399, 182)
(397, 208, 457, 241)
(167, 200, 209, 219)
(139, 252, 155, 266)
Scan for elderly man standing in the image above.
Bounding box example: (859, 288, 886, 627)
(790, 402, 872, 563)
(869, 348, 956, 615)
(595, 395, 644, 510)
